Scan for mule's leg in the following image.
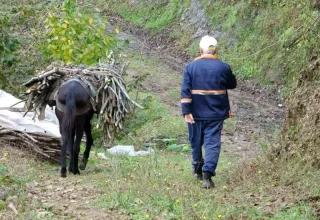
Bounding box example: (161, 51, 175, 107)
(61, 136, 68, 177)
(72, 117, 84, 175)
(56, 108, 68, 178)
(80, 110, 94, 171)
(68, 129, 75, 174)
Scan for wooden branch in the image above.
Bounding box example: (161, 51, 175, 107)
(0, 125, 61, 163)
(9, 99, 27, 108)
(0, 107, 31, 112)
(22, 69, 58, 87)
(19, 61, 143, 149)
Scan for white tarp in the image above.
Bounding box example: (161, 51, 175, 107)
(106, 145, 155, 157)
(0, 90, 61, 137)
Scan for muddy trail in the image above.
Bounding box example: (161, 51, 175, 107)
(109, 17, 286, 158)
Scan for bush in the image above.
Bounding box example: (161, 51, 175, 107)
(41, 0, 118, 65)
(0, 13, 20, 89)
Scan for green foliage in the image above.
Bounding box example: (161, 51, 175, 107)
(145, 0, 181, 30)
(236, 63, 258, 79)
(197, 0, 319, 85)
(0, 12, 20, 89)
(41, 0, 117, 65)
(186, 39, 201, 57)
(0, 0, 57, 94)
(0, 15, 19, 65)
(109, 0, 319, 87)
(167, 143, 190, 152)
(109, 0, 188, 32)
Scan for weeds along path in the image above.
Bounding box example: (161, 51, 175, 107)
(112, 17, 286, 158)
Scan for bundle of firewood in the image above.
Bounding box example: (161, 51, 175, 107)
(22, 61, 143, 142)
(0, 125, 61, 163)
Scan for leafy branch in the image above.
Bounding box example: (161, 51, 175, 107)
(40, 0, 118, 65)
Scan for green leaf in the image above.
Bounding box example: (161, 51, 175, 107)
(167, 144, 179, 151)
(155, 138, 178, 144)
(0, 166, 8, 174)
(181, 145, 190, 152)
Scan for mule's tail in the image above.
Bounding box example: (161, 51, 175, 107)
(62, 92, 76, 151)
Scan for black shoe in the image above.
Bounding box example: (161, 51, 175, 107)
(194, 173, 203, 182)
(192, 166, 203, 182)
(202, 172, 215, 189)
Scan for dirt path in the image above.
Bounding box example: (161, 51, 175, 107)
(0, 147, 130, 220)
(111, 17, 286, 158)
(25, 176, 128, 220)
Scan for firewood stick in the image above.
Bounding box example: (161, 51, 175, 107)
(22, 69, 57, 87)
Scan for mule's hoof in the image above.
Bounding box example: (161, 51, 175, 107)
(73, 170, 80, 175)
(80, 158, 88, 170)
(79, 164, 85, 171)
(61, 168, 67, 178)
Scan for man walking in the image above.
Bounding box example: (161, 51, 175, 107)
(181, 35, 237, 189)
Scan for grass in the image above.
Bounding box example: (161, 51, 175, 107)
(108, 51, 186, 146)
(90, 150, 240, 220)
(201, 0, 319, 85)
(104, 0, 189, 32)
(126, 52, 181, 81)
(1, 146, 319, 219)
(0, 149, 60, 219)
(117, 92, 187, 145)
(169, 89, 180, 101)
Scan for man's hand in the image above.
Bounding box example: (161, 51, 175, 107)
(184, 114, 195, 124)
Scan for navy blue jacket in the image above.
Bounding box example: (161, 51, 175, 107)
(181, 54, 237, 120)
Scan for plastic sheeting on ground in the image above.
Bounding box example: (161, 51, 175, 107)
(106, 145, 155, 157)
(0, 90, 60, 137)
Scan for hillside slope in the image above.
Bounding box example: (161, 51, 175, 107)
(104, 0, 319, 88)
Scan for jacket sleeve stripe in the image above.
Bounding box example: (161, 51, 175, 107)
(191, 90, 226, 95)
(181, 98, 192, 103)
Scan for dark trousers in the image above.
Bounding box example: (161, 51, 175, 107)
(188, 120, 224, 176)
